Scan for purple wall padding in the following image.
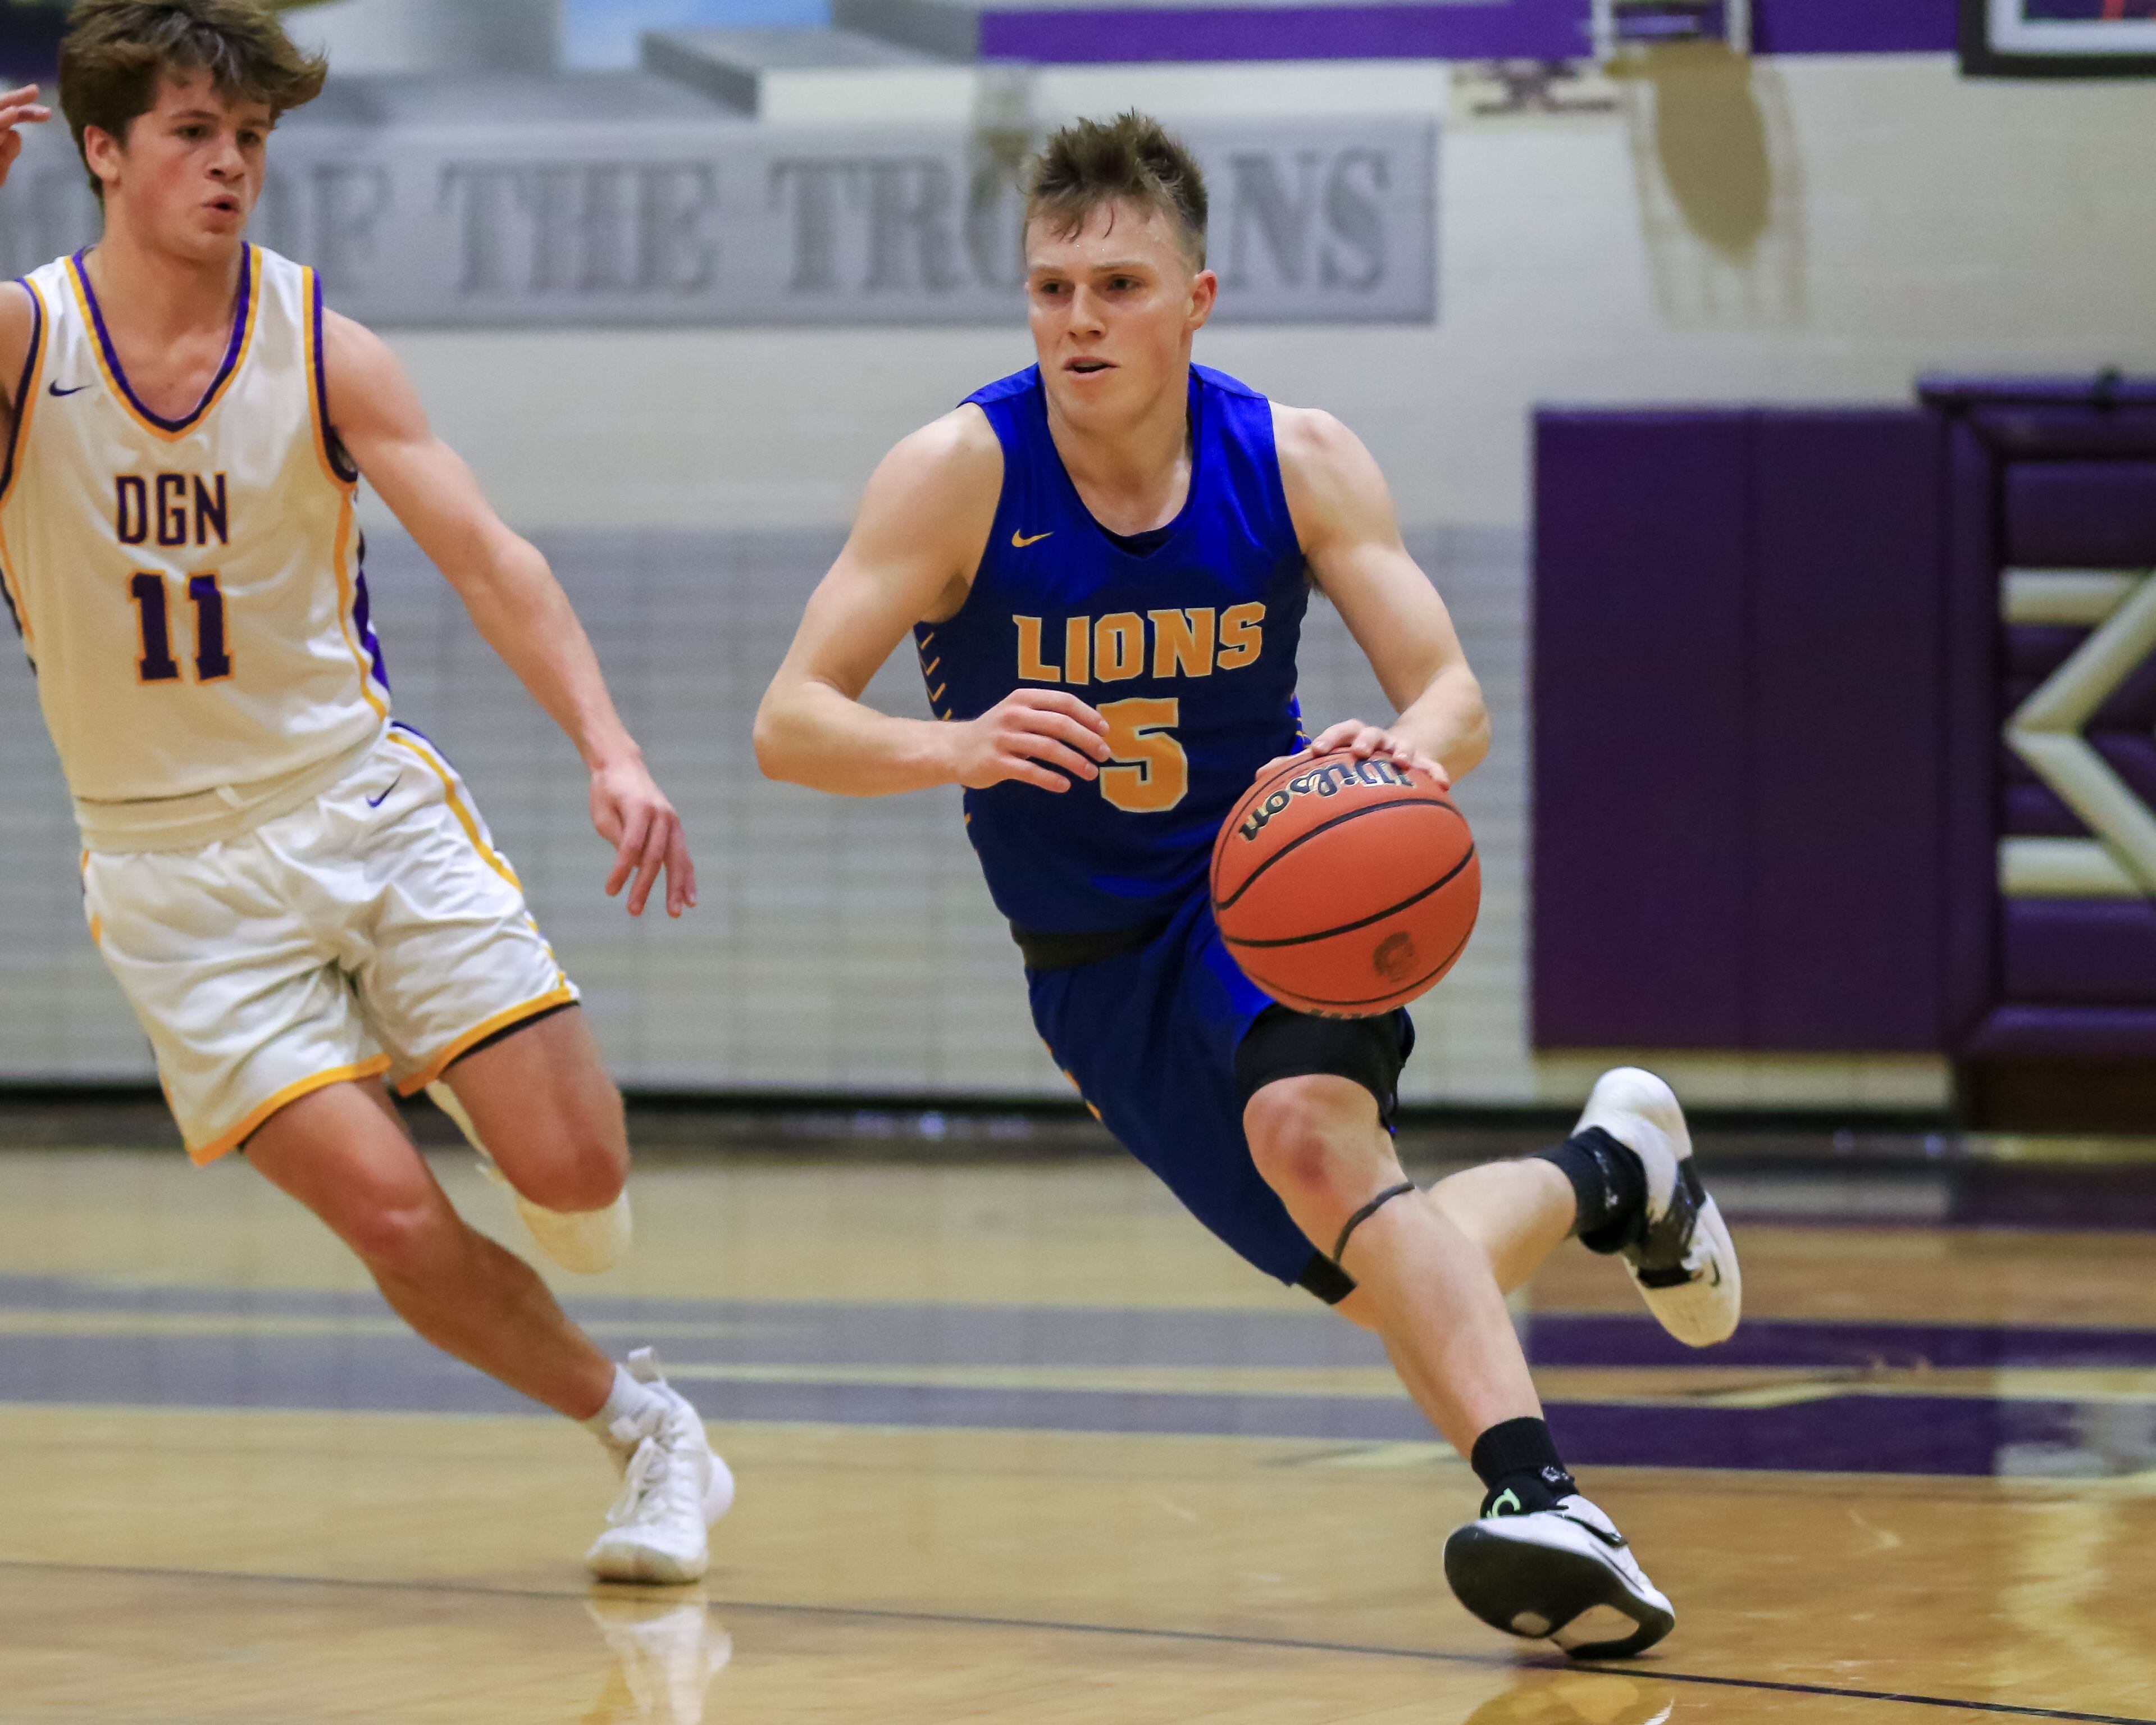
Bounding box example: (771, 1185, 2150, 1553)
(1966, 1005, 2156, 1060)
(1940, 418, 2002, 1048)
(1749, 414, 1944, 1049)
(1924, 380, 2156, 1064)
(981, 1, 1589, 63)
(1532, 409, 1943, 1052)
(1751, 0, 1956, 54)
(1532, 413, 1749, 1048)
(2003, 902, 2156, 1006)
(975, 0, 1957, 62)
(2002, 779, 2087, 840)
(1535, 380, 2156, 1063)
(2004, 462, 2156, 567)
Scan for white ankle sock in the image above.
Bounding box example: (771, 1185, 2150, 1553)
(585, 1363, 668, 1449)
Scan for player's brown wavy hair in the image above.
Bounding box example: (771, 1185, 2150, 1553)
(59, 0, 327, 197)
(1027, 112, 1209, 271)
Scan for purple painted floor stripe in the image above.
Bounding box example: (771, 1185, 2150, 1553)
(3, 1279, 2153, 1372)
(1520, 1313, 2156, 1371)
(0, 1324, 2150, 1477)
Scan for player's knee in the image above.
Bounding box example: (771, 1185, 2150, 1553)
(516, 1134, 627, 1215)
(338, 1190, 458, 1277)
(1245, 1076, 1384, 1215)
(509, 1096, 628, 1213)
(468, 1063, 629, 1213)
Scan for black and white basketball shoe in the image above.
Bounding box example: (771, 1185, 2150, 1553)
(1578, 1067, 1742, 1348)
(1443, 1493, 1676, 1660)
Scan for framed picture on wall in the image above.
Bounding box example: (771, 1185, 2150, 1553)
(1962, 0, 2156, 75)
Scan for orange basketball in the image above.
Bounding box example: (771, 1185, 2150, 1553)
(1210, 753, 1480, 1018)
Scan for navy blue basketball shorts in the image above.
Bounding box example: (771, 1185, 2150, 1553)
(1023, 890, 1414, 1302)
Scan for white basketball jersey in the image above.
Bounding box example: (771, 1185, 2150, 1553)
(0, 244, 390, 839)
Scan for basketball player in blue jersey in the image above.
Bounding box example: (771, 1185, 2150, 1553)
(0, 1, 729, 1582)
(760, 113, 1744, 1658)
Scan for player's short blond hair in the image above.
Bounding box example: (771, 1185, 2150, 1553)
(1025, 112, 1209, 271)
(60, 0, 327, 197)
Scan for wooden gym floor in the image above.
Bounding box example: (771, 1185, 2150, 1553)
(0, 1137, 2148, 1724)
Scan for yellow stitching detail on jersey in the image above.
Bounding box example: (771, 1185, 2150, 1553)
(386, 729, 522, 891)
(330, 493, 389, 720)
(65, 248, 263, 444)
(393, 982, 579, 1096)
(187, 1054, 394, 1164)
(302, 268, 357, 494)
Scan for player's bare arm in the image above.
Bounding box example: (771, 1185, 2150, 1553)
(0, 83, 52, 431)
(754, 407, 1111, 797)
(1271, 403, 1490, 789)
(322, 311, 695, 918)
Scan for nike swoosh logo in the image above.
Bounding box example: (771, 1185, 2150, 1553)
(1555, 1511, 1630, 1550)
(48, 383, 88, 398)
(1011, 530, 1054, 548)
(367, 775, 402, 809)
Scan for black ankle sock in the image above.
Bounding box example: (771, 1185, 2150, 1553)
(1538, 1126, 1648, 1254)
(1470, 1417, 1578, 1517)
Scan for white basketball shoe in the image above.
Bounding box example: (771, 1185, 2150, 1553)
(1443, 1494, 1675, 1660)
(1574, 1067, 1741, 1348)
(427, 1080, 634, 1275)
(587, 1354, 736, 1585)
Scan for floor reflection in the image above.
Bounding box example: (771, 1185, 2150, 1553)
(1462, 1671, 1675, 1724)
(582, 1594, 732, 1725)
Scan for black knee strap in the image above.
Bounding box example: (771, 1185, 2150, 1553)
(1332, 1180, 1417, 1267)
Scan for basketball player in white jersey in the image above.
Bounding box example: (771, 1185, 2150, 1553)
(0, 1, 727, 1583)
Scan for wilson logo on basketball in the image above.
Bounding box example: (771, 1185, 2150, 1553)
(1236, 757, 1415, 841)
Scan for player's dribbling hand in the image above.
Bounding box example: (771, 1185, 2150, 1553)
(590, 757, 698, 918)
(1260, 720, 1448, 788)
(951, 689, 1111, 793)
(0, 85, 52, 188)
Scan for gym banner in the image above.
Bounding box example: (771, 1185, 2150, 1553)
(1962, 0, 2156, 76)
(0, 116, 1436, 327)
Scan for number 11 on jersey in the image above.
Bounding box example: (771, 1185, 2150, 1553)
(130, 572, 233, 684)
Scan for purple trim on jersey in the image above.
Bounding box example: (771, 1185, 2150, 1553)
(353, 534, 390, 694)
(0, 279, 41, 646)
(72, 243, 253, 435)
(311, 270, 361, 485)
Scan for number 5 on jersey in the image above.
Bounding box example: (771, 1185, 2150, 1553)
(1098, 697, 1187, 813)
(130, 572, 233, 684)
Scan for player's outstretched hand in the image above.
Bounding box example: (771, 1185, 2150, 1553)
(0, 85, 52, 188)
(1260, 720, 1448, 788)
(590, 757, 697, 918)
(951, 689, 1110, 793)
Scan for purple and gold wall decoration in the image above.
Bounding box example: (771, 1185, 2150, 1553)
(1533, 377, 2156, 1065)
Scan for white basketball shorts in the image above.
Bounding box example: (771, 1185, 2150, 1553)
(83, 723, 579, 1164)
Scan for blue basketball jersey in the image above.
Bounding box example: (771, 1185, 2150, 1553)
(919, 364, 1309, 933)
